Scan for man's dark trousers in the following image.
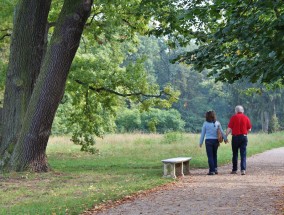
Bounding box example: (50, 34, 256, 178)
(232, 135, 248, 171)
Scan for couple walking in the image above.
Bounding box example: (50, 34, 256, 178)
(199, 105, 252, 175)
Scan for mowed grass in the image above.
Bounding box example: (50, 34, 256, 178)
(1, 132, 284, 214)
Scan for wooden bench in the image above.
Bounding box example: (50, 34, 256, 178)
(161, 157, 192, 178)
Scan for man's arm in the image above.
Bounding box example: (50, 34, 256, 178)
(226, 127, 232, 136)
(224, 128, 232, 144)
(247, 117, 252, 133)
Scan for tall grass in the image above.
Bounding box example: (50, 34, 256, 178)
(0, 132, 283, 214)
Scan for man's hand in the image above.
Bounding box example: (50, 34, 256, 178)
(226, 128, 232, 136)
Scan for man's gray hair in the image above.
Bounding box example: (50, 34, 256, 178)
(235, 105, 244, 113)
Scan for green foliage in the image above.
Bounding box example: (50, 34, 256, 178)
(82, 0, 152, 42)
(51, 97, 74, 135)
(115, 109, 141, 132)
(52, 35, 284, 136)
(48, 0, 63, 23)
(55, 35, 179, 151)
(268, 114, 280, 133)
(117, 27, 284, 135)
(147, 118, 158, 133)
(142, 108, 185, 133)
(136, 37, 230, 132)
(116, 108, 185, 133)
(157, 0, 284, 85)
(0, 1, 14, 35)
(0, 1, 13, 105)
(4, 0, 284, 159)
(1, 0, 183, 160)
(224, 81, 284, 132)
(71, 132, 99, 154)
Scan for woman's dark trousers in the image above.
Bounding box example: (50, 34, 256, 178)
(205, 139, 219, 173)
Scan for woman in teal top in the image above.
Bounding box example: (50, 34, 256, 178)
(199, 111, 227, 175)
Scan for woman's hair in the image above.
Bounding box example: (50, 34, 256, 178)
(206, 110, 216, 122)
(235, 105, 244, 113)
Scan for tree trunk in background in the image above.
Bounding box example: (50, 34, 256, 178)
(263, 111, 269, 133)
(0, 0, 51, 166)
(8, 0, 93, 172)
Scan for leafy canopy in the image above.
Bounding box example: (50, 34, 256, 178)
(0, 0, 181, 153)
(160, 0, 284, 84)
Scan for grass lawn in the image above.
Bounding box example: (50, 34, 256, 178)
(1, 132, 284, 214)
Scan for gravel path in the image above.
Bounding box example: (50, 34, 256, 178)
(85, 147, 284, 215)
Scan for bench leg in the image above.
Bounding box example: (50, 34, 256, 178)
(175, 162, 184, 177)
(183, 160, 190, 175)
(163, 163, 176, 178)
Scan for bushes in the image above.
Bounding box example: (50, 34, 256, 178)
(116, 108, 185, 133)
(268, 114, 280, 133)
(53, 105, 185, 135)
(115, 109, 142, 133)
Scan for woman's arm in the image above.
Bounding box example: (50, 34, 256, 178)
(199, 123, 206, 147)
(219, 123, 228, 141)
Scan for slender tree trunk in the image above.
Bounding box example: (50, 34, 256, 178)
(263, 111, 269, 133)
(261, 110, 264, 132)
(0, 0, 51, 167)
(9, 0, 93, 172)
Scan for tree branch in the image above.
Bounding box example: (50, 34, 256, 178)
(1, 28, 11, 32)
(122, 18, 137, 30)
(86, 11, 103, 26)
(274, 7, 280, 18)
(74, 79, 169, 98)
(0, 33, 11, 40)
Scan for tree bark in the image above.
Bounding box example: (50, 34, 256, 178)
(8, 0, 93, 172)
(0, 0, 51, 166)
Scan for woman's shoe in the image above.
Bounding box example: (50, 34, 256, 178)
(207, 172, 215, 175)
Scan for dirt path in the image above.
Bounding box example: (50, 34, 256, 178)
(85, 147, 284, 215)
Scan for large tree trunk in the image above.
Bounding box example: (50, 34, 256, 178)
(0, 0, 51, 167)
(8, 0, 93, 172)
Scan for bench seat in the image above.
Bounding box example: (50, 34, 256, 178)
(161, 157, 192, 178)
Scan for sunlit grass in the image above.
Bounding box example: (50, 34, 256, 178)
(0, 132, 283, 214)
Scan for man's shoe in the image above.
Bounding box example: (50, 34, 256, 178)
(230, 171, 237, 174)
(215, 169, 218, 174)
(241, 170, 246, 175)
(207, 172, 215, 175)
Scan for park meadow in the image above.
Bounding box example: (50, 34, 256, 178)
(1, 132, 284, 214)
